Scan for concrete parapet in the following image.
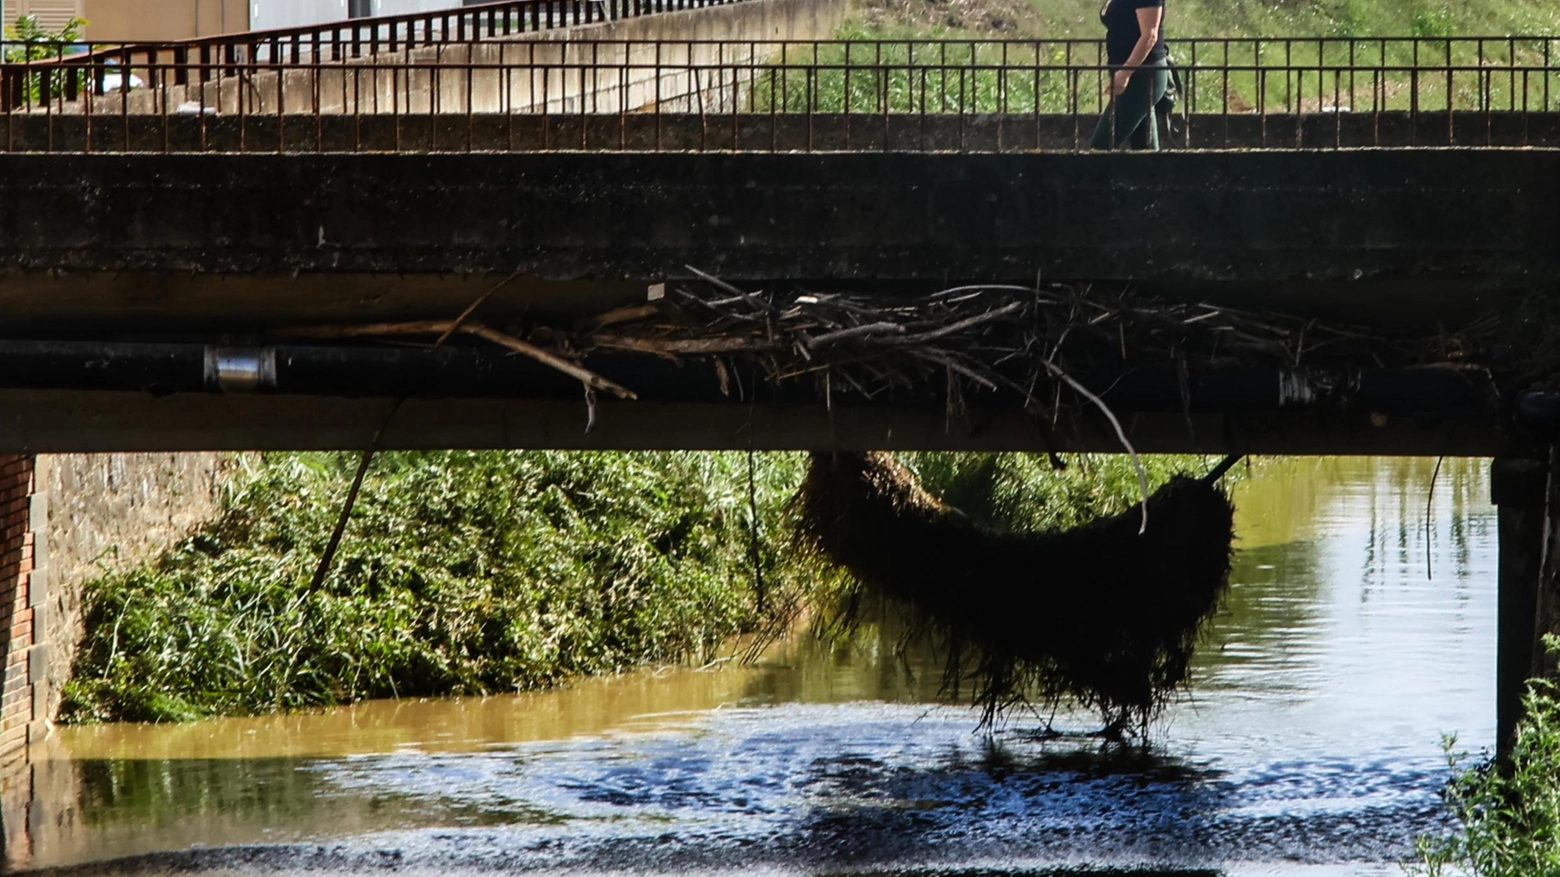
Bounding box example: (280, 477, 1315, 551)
(0, 150, 1550, 301)
(5, 110, 1557, 152)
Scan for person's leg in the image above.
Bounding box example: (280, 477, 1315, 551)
(1089, 95, 1120, 150)
(1129, 65, 1170, 150)
(1092, 63, 1169, 150)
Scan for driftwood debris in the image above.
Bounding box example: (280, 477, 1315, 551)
(277, 278, 1489, 420)
(272, 276, 1494, 510)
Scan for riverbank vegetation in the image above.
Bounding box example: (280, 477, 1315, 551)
(60, 450, 1229, 724)
(1413, 638, 1560, 876)
(60, 451, 808, 723)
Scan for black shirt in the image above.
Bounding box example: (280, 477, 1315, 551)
(1101, 0, 1167, 66)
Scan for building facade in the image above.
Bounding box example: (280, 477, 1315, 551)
(3, 0, 469, 41)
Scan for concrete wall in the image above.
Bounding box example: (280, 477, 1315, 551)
(0, 150, 1550, 292)
(0, 453, 231, 768)
(85, 0, 250, 40)
(373, 0, 470, 13)
(250, 0, 351, 32)
(30, 454, 233, 726)
(9, 109, 1558, 153)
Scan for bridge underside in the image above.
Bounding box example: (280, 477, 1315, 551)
(0, 388, 1500, 456)
(0, 338, 1506, 454)
(0, 148, 1550, 454)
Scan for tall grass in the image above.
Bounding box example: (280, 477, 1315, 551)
(749, 37, 1089, 115)
(743, 35, 1560, 117)
(850, 0, 1560, 44)
(1412, 636, 1560, 877)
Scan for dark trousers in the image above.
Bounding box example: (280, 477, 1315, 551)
(1089, 59, 1170, 151)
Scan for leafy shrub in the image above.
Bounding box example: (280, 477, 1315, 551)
(60, 451, 808, 723)
(904, 452, 1238, 532)
(1411, 5, 1456, 39)
(3, 14, 86, 62)
(3, 14, 91, 106)
(1413, 636, 1560, 877)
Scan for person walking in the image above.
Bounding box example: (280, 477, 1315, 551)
(1090, 0, 1169, 150)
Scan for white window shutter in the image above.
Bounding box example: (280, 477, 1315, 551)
(17, 0, 83, 31)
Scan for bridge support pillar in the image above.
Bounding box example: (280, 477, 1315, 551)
(1492, 456, 1548, 757)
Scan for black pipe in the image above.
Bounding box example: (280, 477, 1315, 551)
(0, 340, 1501, 415)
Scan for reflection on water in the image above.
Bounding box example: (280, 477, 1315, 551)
(4, 457, 1495, 875)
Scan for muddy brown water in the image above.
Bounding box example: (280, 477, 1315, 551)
(9, 457, 1495, 876)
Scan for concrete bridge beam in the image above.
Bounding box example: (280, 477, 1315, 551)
(0, 150, 1552, 336)
(1493, 457, 1549, 756)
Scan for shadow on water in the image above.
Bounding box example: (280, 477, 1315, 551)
(787, 743, 1230, 866)
(27, 744, 1232, 876)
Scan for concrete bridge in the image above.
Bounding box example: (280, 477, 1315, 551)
(0, 17, 1558, 771)
(0, 30, 1553, 457)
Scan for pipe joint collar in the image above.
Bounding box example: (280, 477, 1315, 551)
(204, 347, 277, 393)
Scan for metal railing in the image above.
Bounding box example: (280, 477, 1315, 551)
(0, 0, 755, 109)
(4, 36, 1559, 152)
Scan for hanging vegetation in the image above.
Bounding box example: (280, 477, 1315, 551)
(793, 450, 1237, 734)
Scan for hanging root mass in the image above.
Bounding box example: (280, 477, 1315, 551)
(793, 451, 1236, 733)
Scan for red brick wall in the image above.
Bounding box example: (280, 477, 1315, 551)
(0, 455, 35, 763)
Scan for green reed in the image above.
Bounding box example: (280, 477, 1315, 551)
(1413, 637, 1560, 877)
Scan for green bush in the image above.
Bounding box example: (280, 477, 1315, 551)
(904, 452, 1237, 532)
(1411, 5, 1457, 38)
(3, 14, 90, 106)
(1413, 636, 1560, 877)
(60, 451, 808, 723)
(2, 14, 86, 62)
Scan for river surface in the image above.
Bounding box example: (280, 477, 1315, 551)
(8, 457, 1495, 876)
